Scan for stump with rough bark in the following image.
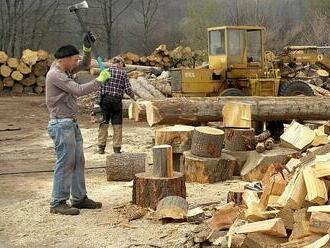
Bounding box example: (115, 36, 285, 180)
(224, 128, 255, 151)
(155, 125, 194, 153)
(183, 150, 236, 183)
(132, 172, 186, 209)
(191, 126, 224, 158)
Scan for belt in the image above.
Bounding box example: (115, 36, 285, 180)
(49, 117, 77, 123)
(102, 93, 122, 100)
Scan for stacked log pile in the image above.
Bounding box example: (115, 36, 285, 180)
(0, 49, 53, 95)
(121, 44, 204, 69)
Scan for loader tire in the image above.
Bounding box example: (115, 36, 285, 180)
(279, 80, 314, 96)
(220, 88, 245, 96)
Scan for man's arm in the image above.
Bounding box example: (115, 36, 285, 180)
(123, 72, 135, 99)
(48, 70, 99, 97)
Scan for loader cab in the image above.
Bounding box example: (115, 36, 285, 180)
(208, 26, 265, 79)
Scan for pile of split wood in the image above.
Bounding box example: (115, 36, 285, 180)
(121, 44, 204, 68)
(0, 49, 53, 95)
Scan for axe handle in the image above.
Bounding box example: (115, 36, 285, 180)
(74, 10, 105, 70)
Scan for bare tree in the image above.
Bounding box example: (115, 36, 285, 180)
(94, 0, 133, 58)
(131, 0, 160, 55)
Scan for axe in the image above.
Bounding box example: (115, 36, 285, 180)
(68, 1, 105, 70)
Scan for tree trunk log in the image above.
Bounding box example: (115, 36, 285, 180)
(130, 78, 155, 100)
(224, 128, 255, 151)
(21, 49, 38, 66)
(183, 150, 236, 183)
(17, 62, 31, 74)
(34, 86, 43, 94)
(36, 76, 46, 87)
(7, 58, 19, 68)
(0, 51, 8, 63)
(0, 65, 12, 77)
(3, 77, 14, 87)
(155, 125, 194, 153)
(191, 126, 224, 158)
(32, 61, 48, 77)
(137, 77, 166, 99)
(21, 74, 36, 87)
(152, 145, 173, 177)
(11, 71, 23, 81)
(145, 96, 330, 126)
(106, 153, 146, 181)
(132, 172, 186, 209)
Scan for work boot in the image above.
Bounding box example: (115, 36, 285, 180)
(98, 145, 106, 154)
(113, 146, 121, 153)
(98, 123, 109, 151)
(71, 196, 102, 209)
(50, 201, 80, 215)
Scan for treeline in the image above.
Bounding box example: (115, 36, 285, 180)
(0, 0, 329, 59)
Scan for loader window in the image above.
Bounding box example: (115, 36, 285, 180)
(228, 30, 246, 64)
(209, 30, 225, 55)
(247, 30, 262, 63)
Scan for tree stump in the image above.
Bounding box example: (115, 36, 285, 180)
(132, 172, 186, 209)
(224, 128, 255, 151)
(191, 126, 224, 158)
(155, 125, 194, 153)
(105, 153, 146, 181)
(152, 144, 173, 177)
(183, 150, 236, 183)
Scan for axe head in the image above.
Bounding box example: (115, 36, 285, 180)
(68, 1, 88, 12)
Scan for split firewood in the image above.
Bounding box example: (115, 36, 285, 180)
(209, 202, 241, 231)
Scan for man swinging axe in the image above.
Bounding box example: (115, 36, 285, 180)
(45, 0, 110, 215)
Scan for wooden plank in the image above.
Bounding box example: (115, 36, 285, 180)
(307, 205, 330, 213)
(222, 101, 252, 128)
(280, 120, 315, 151)
(309, 212, 330, 234)
(314, 154, 330, 178)
(304, 234, 330, 248)
(303, 167, 328, 205)
(235, 218, 287, 238)
(152, 145, 173, 177)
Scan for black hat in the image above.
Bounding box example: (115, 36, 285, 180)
(54, 45, 79, 59)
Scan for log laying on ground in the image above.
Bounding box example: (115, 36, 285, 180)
(183, 150, 236, 183)
(155, 125, 194, 153)
(105, 153, 146, 181)
(149, 79, 171, 96)
(144, 96, 330, 126)
(132, 172, 186, 209)
(224, 128, 255, 151)
(191, 126, 224, 158)
(130, 78, 155, 100)
(155, 196, 188, 220)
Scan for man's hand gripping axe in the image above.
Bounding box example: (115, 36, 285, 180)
(68, 1, 105, 70)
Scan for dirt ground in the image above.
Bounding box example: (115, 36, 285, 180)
(0, 96, 241, 248)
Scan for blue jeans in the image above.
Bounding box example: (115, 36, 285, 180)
(48, 119, 87, 207)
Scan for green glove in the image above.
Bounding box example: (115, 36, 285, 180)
(96, 69, 111, 84)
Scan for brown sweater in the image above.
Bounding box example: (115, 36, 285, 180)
(46, 51, 99, 119)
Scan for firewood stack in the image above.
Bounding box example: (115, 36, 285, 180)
(119, 44, 204, 69)
(0, 49, 53, 95)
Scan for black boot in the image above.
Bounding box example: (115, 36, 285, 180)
(98, 145, 106, 154)
(113, 146, 121, 154)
